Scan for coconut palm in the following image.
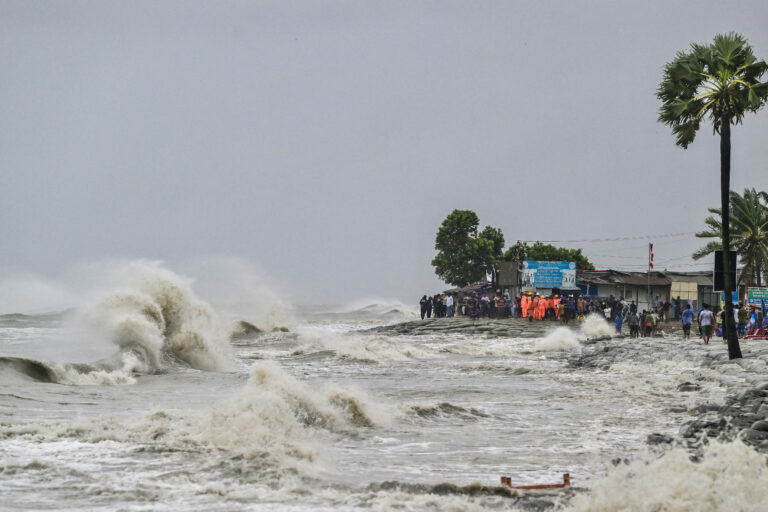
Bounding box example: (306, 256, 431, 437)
(693, 188, 768, 286)
(658, 33, 768, 359)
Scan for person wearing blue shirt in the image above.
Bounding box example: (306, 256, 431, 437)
(615, 314, 623, 335)
(681, 304, 694, 340)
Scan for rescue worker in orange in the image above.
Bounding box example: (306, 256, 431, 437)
(554, 295, 561, 321)
(536, 295, 547, 320)
(521, 294, 529, 318)
(528, 295, 537, 322)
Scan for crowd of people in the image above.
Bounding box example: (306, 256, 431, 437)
(420, 291, 640, 325)
(419, 290, 768, 345)
(686, 301, 768, 344)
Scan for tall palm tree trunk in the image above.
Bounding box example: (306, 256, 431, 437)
(721, 117, 742, 359)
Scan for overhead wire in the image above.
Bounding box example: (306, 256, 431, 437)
(520, 232, 696, 244)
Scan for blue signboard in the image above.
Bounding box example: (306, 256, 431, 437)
(720, 291, 738, 305)
(522, 261, 577, 289)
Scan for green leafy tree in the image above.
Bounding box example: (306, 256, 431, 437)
(431, 210, 504, 287)
(693, 188, 768, 286)
(658, 32, 768, 359)
(503, 241, 595, 270)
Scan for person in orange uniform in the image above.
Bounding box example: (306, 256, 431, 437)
(553, 296, 561, 321)
(521, 294, 529, 318)
(528, 295, 537, 322)
(537, 295, 546, 320)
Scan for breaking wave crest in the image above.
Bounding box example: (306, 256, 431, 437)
(0, 355, 139, 385)
(567, 439, 768, 511)
(293, 327, 434, 362)
(535, 327, 582, 352)
(1, 263, 239, 385)
(580, 314, 614, 339)
(80, 264, 232, 372)
(409, 402, 491, 422)
(0, 361, 388, 479)
(535, 314, 613, 352)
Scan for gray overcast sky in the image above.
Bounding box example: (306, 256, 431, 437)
(2, 1, 768, 309)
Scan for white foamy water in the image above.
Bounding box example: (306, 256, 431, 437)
(2, 269, 767, 511)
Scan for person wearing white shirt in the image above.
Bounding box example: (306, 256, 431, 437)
(699, 304, 714, 344)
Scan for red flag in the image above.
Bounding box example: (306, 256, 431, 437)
(649, 243, 654, 269)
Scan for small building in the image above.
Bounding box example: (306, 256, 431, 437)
(663, 271, 719, 311)
(578, 270, 670, 311)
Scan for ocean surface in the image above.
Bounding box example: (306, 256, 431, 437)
(2, 266, 767, 511)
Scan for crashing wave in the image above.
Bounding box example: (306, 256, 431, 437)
(1, 263, 235, 385)
(567, 439, 768, 511)
(0, 361, 387, 479)
(534, 314, 614, 352)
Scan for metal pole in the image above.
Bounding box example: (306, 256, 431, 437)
(647, 243, 651, 310)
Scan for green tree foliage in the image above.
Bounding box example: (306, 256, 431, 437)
(503, 241, 595, 270)
(431, 210, 504, 287)
(658, 32, 768, 360)
(693, 188, 768, 286)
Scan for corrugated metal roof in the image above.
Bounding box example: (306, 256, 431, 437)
(578, 270, 670, 286)
(664, 271, 714, 286)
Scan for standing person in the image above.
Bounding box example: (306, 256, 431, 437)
(737, 303, 747, 335)
(615, 313, 623, 334)
(749, 307, 758, 333)
(446, 294, 454, 318)
(420, 295, 428, 320)
(480, 294, 490, 318)
(468, 293, 478, 320)
(426, 296, 433, 318)
(528, 295, 536, 322)
(651, 309, 660, 335)
(681, 304, 694, 340)
(699, 303, 714, 344)
(629, 310, 639, 338)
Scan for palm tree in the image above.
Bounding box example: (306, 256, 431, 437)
(693, 188, 768, 287)
(658, 33, 768, 359)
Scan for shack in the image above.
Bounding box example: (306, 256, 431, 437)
(577, 270, 671, 311)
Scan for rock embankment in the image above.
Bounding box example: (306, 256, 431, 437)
(362, 317, 563, 338)
(679, 374, 768, 454)
(570, 335, 768, 455)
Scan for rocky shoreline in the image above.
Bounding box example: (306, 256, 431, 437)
(362, 317, 567, 338)
(571, 334, 768, 456)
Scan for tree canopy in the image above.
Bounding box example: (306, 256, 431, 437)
(431, 210, 504, 287)
(657, 32, 768, 148)
(503, 241, 595, 270)
(693, 188, 768, 286)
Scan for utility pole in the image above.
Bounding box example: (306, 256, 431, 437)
(648, 243, 654, 310)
